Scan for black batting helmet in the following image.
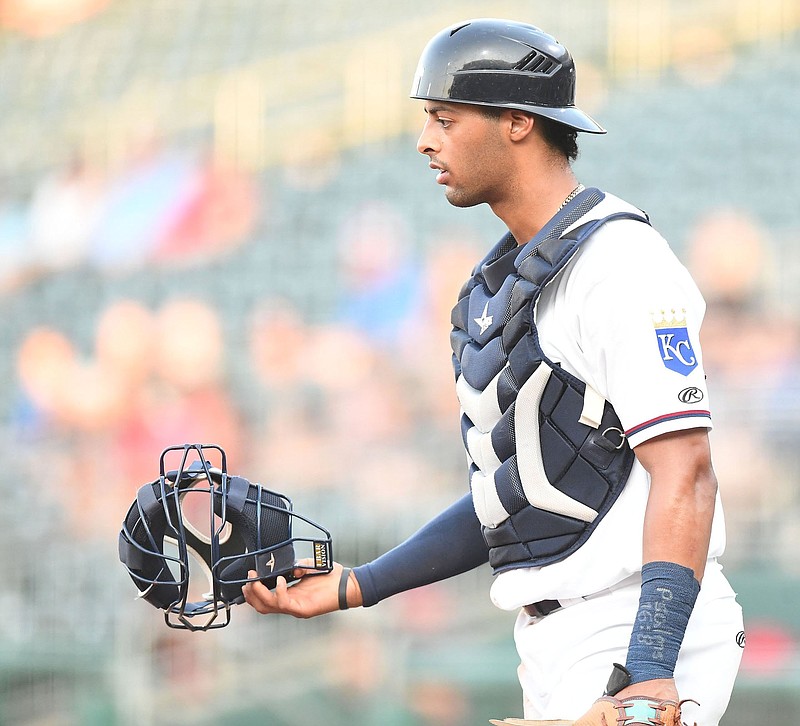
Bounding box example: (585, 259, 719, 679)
(410, 18, 605, 134)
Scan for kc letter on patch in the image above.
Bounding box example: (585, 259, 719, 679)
(653, 310, 698, 376)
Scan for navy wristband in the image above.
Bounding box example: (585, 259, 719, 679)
(625, 561, 700, 684)
(338, 567, 352, 611)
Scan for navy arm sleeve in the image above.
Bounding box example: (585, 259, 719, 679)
(352, 492, 489, 607)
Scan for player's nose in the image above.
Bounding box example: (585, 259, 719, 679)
(416, 119, 438, 156)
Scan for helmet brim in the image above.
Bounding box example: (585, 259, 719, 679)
(410, 93, 606, 134)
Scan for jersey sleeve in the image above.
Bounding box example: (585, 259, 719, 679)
(573, 224, 712, 449)
(353, 492, 489, 607)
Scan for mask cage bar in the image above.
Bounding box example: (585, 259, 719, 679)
(158, 443, 231, 631)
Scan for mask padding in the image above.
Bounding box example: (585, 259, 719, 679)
(215, 476, 294, 602)
(119, 479, 182, 610)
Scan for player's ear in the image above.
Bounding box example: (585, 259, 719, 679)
(506, 109, 536, 141)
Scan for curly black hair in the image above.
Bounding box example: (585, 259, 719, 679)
(478, 106, 579, 161)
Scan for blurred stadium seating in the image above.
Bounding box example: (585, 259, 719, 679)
(0, 0, 798, 723)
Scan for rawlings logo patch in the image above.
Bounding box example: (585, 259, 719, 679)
(653, 310, 697, 376)
(678, 386, 703, 404)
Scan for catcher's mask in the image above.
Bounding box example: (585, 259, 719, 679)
(411, 18, 605, 134)
(118, 444, 333, 631)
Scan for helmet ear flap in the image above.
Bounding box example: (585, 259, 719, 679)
(214, 476, 295, 603)
(118, 480, 182, 610)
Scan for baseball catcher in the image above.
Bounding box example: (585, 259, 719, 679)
(239, 17, 744, 726)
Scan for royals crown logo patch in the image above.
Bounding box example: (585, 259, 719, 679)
(652, 309, 697, 376)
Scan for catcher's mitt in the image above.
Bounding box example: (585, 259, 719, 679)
(574, 696, 693, 725)
(490, 695, 697, 726)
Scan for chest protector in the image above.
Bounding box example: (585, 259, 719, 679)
(451, 189, 650, 573)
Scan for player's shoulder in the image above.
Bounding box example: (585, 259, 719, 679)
(558, 191, 700, 302)
(571, 192, 674, 266)
(573, 192, 657, 238)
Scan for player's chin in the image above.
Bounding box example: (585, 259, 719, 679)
(444, 187, 483, 209)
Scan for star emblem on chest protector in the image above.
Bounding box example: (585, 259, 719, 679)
(474, 302, 493, 335)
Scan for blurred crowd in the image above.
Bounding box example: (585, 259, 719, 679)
(3, 126, 798, 579)
(4, 133, 489, 551)
(1, 129, 257, 292)
(686, 210, 800, 572)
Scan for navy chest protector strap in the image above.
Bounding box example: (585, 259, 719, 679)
(451, 206, 651, 572)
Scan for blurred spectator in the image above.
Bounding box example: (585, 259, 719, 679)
(10, 138, 259, 288)
(16, 327, 78, 428)
(94, 299, 156, 394)
(13, 297, 246, 539)
(688, 209, 771, 311)
(84, 126, 258, 272)
(402, 233, 484, 425)
(87, 133, 203, 271)
(409, 681, 470, 726)
(335, 200, 424, 347)
(687, 208, 800, 432)
(152, 158, 260, 266)
(111, 297, 246, 499)
(28, 154, 104, 273)
(0, 191, 33, 293)
(0, 0, 108, 37)
(248, 296, 310, 391)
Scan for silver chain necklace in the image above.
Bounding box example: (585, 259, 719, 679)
(559, 183, 585, 210)
(525, 183, 587, 258)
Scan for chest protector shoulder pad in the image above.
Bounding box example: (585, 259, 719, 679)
(451, 194, 650, 573)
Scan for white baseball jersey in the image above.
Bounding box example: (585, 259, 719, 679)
(490, 193, 727, 610)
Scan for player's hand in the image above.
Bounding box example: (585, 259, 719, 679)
(242, 561, 362, 619)
(613, 677, 679, 703)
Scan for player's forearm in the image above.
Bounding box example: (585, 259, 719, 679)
(353, 492, 489, 606)
(622, 428, 717, 687)
(638, 430, 718, 580)
(642, 470, 716, 580)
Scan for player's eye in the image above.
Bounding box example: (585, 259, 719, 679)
(437, 118, 452, 128)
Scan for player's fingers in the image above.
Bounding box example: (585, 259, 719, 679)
(271, 575, 307, 617)
(242, 570, 279, 614)
(292, 557, 315, 578)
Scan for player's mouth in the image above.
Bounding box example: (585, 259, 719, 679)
(429, 160, 450, 185)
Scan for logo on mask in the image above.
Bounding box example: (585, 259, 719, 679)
(653, 310, 697, 376)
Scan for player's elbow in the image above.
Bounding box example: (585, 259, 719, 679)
(693, 463, 717, 517)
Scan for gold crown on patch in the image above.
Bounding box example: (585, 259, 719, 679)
(651, 308, 687, 329)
